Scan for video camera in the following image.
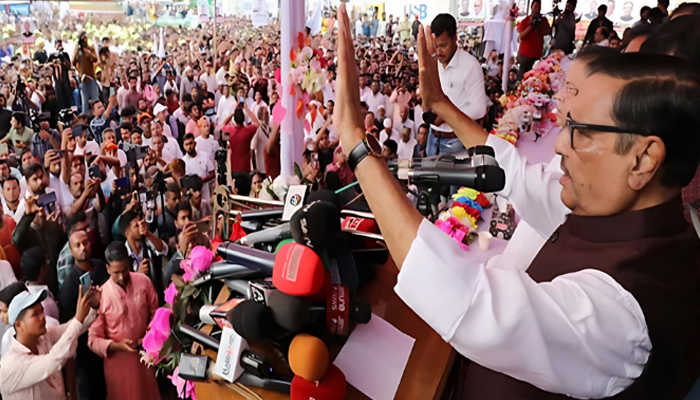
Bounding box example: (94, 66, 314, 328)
(389, 146, 506, 218)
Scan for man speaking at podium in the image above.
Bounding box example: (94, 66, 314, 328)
(332, 3, 700, 399)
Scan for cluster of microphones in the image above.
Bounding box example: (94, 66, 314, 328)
(175, 189, 387, 399)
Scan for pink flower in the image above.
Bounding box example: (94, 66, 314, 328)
(189, 246, 214, 274)
(181, 259, 197, 282)
(142, 329, 165, 359)
(169, 367, 197, 400)
(164, 283, 178, 307)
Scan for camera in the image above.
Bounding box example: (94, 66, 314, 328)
(57, 108, 75, 126)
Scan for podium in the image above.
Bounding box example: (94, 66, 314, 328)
(196, 188, 456, 399)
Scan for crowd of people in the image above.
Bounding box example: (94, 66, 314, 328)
(0, 1, 694, 399)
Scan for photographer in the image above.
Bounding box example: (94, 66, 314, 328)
(30, 112, 61, 163)
(551, 0, 580, 54)
(516, 0, 552, 79)
(72, 33, 99, 118)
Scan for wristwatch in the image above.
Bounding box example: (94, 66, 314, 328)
(348, 134, 382, 173)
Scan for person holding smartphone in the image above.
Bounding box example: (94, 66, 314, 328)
(0, 112, 32, 155)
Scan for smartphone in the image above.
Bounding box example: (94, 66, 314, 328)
(0, 143, 7, 156)
(115, 177, 129, 188)
(109, 86, 115, 96)
(196, 219, 211, 235)
(239, 96, 245, 104)
(79, 272, 92, 294)
(53, 149, 65, 158)
(180, 175, 199, 191)
(89, 164, 100, 179)
(36, 191, 57, 207)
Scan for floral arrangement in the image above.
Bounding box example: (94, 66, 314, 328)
(140, 246, 216, 400)
(289, 32, 328, 98)
(435, 187, 493, 250)
(490, 51, 567, 144)
(509, 3, 520, 23)
(259, 163, 312, 201)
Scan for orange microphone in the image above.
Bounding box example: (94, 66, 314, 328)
(288, 333, 329, 382)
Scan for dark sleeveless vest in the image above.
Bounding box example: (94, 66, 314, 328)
(462, 198, 700, 400)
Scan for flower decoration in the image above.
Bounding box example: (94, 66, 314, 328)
(434, 187, 493, 249)
(169, 367, 197, 400)
(140, 246, 216, 400)
(164, 283, 178, 307)
(289, 32, 328, 103)
(490, 51, 568, 145)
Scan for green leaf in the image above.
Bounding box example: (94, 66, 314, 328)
(181, 283, 196, 299)
(266, 185, 279, 200)
(294, 162, 303, 180)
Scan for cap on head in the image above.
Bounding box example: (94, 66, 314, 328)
(8, 289, 47, 325)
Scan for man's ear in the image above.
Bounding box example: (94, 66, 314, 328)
(628, 136, 665, 191)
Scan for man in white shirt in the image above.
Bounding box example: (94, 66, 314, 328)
(153, 103, 174, 138)
(0, 287, 97, 400)
(396, 127, 417, 160)
(358, 75, 372, 100)
(426, 14, 488, 156)
(377, 12, 388, 37)
(151, 120, 183, 163)
(182, 133, 215, 201)
(379, 118, 398, 144)
(332, 6, 700, 398)
(304, 101, 326, 149)
(72, 126, 100, 158)
(194, 116, 220, 165)
(361, 80, 386, 115)
(1, 178, 24, 223)
(394, 105, 416, 139)
(217, 83, 236, 130)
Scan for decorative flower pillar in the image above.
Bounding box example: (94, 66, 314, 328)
(279, 0, 306, 176)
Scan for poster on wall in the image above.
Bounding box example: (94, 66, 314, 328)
(456, 0, 487, 19)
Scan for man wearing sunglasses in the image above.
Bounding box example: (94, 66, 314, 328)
(333, 3, 700, 399)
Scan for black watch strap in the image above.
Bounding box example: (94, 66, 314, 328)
(348, 139, 369, 173)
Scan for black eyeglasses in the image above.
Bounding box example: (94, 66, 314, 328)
(565, 112, 647, 150)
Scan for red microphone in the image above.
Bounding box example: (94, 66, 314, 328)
(290, 364, 346, 400)
(273, 243, 326, 297)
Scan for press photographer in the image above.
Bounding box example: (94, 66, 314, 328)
(517, 0, 552, 79)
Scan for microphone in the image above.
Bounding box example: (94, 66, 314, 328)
(237, 371, 292, 394)
(226, 300, 281, 341)
(177, 323, 221, 350)
(217, 242, 276, 275)
(238, 222, 292, 245)
(239, 208, 284, 221)
(288, 333, 329, 383)
(290, 201, 342, 254)
(267, 289, 371, 336)
(305, 189, 340, 209)
(191, 260, 266, 286)
(290, 364, 346, 400)
(408, 165, 506, 193)
(273, 243, 326, 297)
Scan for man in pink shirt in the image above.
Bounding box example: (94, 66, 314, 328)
(88, 242, 160, 400)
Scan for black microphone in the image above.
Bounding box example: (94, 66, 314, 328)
(267, 290, 371, 335)
(237, 222, 292, 245)
(239, 208, 284, 221)
(177, 323, 221, 350)
(290, 200, 342, 254)
(217, 242, 276, 275)
(191, 260, 267, 286)
(408, 165, 506, 193)
(237, 371, 292, 394)
(226, 300, 281, 341)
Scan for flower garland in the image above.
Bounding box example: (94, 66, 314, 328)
(289, 32, 328, 100)
(491, 51, 567, 144)
(435, 187, 493, 250)
(140, 246, 216, 400)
